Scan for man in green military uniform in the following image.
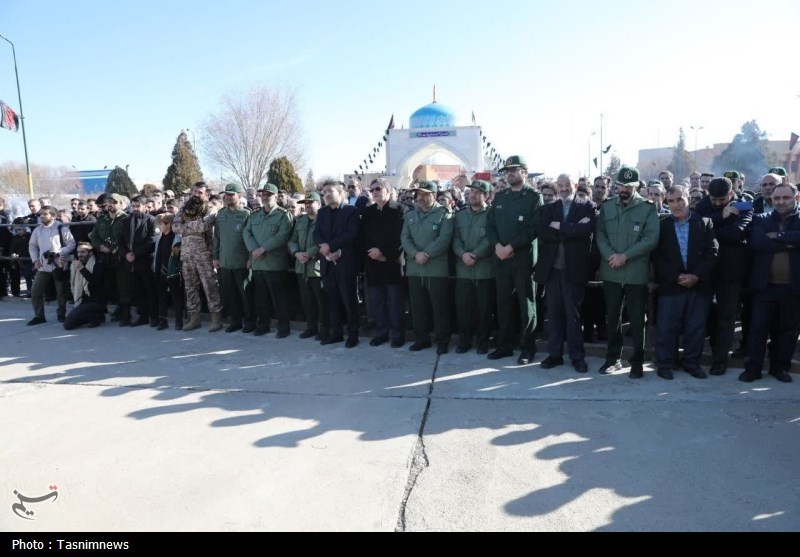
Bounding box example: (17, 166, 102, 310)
(89, 193, 130, 325)
(288, 191, 329, 341)
(242, 183, 293, 338)
(401, 180, 455, 354)
(487, 156, 543, 365)
(596, 166, 660, 377)
(452, 179, 495, 354)
(212, 183, 254, 333)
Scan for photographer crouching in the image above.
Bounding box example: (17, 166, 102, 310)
(27, 206, 75, 325)
(63, 242, 108, 330)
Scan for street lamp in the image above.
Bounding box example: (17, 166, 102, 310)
(186, 127, 197, 153)
(588, 131, 596, 177)
(690, 125, 704, 166)
(0, 33, 33, 198)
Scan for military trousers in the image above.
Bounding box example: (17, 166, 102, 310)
(219, 267, 253, 327)
(408, 275, 450, 345)
(253, 270, 289, 334)
(495, 266, 536, 351)
(603, 281, 648, 364)
(297, 275, 329, 335)
(455, 278, 494, 348)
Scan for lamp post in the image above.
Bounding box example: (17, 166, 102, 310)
(588, 131, 596, 177)
(0, 33, 33, 198)
(186, 127, 197, 153)
(690, 125, 703, 166)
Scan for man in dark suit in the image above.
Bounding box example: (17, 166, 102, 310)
(739, 183, 800, 384)
(534, 174, 596, 373)
(121, 195, 157, 327)
(314, 180, 362, 348)
(652, 185, 718, 379)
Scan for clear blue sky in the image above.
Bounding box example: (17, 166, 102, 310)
(2, 0, 799, 186)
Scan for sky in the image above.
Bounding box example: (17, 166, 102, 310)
(2, 0, 799, 187)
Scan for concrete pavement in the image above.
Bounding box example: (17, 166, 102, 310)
(1, 299, 798, 532)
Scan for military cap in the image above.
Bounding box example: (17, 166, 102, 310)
(258, 183, 279, 195)
(723, 170, 741, 180)
(615, 167, 640, 186)
(223, 183, 245, 194)
(769, 167, 788, 177)
(468, 180, 492, 194)
(647, 180, 664, 188)
(300, 192, 321, 203)
(500, 155, 528, 171)
(411, 181, 438, 194)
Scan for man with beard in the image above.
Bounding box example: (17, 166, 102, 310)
(71, 201, 96, 247)
(63, 243, 108, 330)
(739, 183, 800, 384)
(487, 156, 543, 365)
(596, 167, 660, 377)
(89, 193, 130, 324)
(27, 206, 75, 325)
(583, 175, 611, 342)
(121, 195, 157, 327)
(213, 183, 254, 333)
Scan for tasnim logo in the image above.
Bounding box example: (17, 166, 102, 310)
(12, 486, 58, 520)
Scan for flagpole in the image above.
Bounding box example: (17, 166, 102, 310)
(599, 113, 604, 175)
(0, 33, 33, 198)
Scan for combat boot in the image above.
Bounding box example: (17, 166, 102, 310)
(182, 313, 202, 331)
(208, 311, 223, 333)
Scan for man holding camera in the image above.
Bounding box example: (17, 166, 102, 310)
(27, 206, 75, 325)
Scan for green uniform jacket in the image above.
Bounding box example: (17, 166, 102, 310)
(212, 207, 250, 269)
(287, 214, 321, 279)
(596, 194, 660, 285)
(453, 205, 494, 280)
(242, 205, 293, 271)
(89, 210, 128, 256)
(401, 202, 454, 278)
(487, 186, 543, 271)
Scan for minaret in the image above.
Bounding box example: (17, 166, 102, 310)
(433, 85, 437, 104)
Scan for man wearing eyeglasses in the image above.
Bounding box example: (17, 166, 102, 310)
(346, 177, 362, 207)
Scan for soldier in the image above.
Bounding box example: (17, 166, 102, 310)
(401, 180, 454, 354)
(596, 167, 660, 378)
(212, 183, 254, 333)
(243, 183, 293, 338)
(487, 155, 543, 365)
(89, 193, 130, 325)
(452, 180, 494, 354)
(289, 192, 329, 341)
(172, 182, 223, 332)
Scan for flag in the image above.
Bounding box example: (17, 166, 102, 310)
(603, 144, 612, 154)
(593, 157, 598, 168)
(386, 114, 395, 133)
(0, 101, 20, 132)
(471, 111, 476, 125)
(790, 132, 799, 152)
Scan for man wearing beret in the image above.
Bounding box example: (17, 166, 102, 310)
(243, 183, 293, 338)
(401, 180, 455, 354)
(89, 193, 130, 325)
(213, 183, 254, 333)
(452, 180, 495, 354)
(487, 155, 543, 365)
(596, 166, 660, 377)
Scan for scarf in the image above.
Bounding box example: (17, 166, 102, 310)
(71, 255, 96, 305)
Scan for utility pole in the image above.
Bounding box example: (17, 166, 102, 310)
(0, 33, 33, 198)
(599, 114, 604, 174)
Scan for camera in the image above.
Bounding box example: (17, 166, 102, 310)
(43, 250, 58, 264)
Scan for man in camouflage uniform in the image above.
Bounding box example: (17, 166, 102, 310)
(243, 183, 293, 338)
(172, 182, 223, 332)
(212, 183, 254, 333)
(89, 193, 130, 325)
(288, 191, 329, 340)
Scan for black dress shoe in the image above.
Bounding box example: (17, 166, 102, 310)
(150, 319, 160, 327)
(731, 346, 747, 359)
(487, 348, 513, 360)
(738, 370, 763, 383)
(253, 327, 271, 337)
(321, 336, 344, 345)
(455, 344, 471, 354)
(156, 319, 169, 331)
(275, 330, 291, 339)
(572, 359, 588, 373)
(369, 336, 388, 347)
(87, 320, 102, 328)
(390, 338, 405, 348)
(709, 362, 727, 376)
(437, 343, 449, 355)
(517, 351, 535, 365)
(242, 323, 255, 334)
(345, 336, 359, 348)
(476, 344, 488, 355)
(598, 359, 622, 374)
(225, 323, 243, 333)
(27, 316, 46, 326)
(57, 315, 66, 323)
(130, 317, 148, 327)
(409, 340, 432, 352)
(299, 329, 318, 339)
(629, 364, 644, 379)
(540, 356, 564, 369)
(657, 368, 674, 380)
(684, 367, 708, 379)
(769, 370, 793, 383)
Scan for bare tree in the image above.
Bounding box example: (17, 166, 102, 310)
(201, 85, 305, 191)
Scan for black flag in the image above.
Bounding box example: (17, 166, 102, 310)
(603, 144, 612, 154)
(593, 157, 598, 168)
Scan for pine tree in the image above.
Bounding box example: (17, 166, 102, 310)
(105, 166, 138, 198)
(304, 169, 315, 192)
(603, 154, 621, 181)
(667, 128, 694, 183)
(267, 157, 303, 194)
(712, 120, 769, 184)
(163, 131, 203, 196)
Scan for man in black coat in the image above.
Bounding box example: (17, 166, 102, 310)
(314, 180, 362, 348)
(652, 186, 718, 379)
(534, 174, 596, 373)
(739, 183, 800, 384)
(70, 201, 97, 247)
(63, 243, 108, 330)
(0, 197, 12, 298)
(693, 177, 752, 375)
(121, 195, 157, 327)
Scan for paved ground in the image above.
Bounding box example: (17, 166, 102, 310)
(1, 299, 798, 532)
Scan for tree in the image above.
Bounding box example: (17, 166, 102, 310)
(304, 169, 315, 192)
(201, 84, 305, 191)
(105, 166, 138, 198)
(668, 128, 694, 183)
(267, 156, 303, 194)
(603, 154, 621, 182)
(140, 183, 161, 197)
(712, 120, 769, 184)
(163, 131, 203, 197)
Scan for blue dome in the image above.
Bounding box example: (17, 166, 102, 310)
(409, 102, 456, 129)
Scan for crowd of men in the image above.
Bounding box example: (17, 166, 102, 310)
(1, 157, 798, 385)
